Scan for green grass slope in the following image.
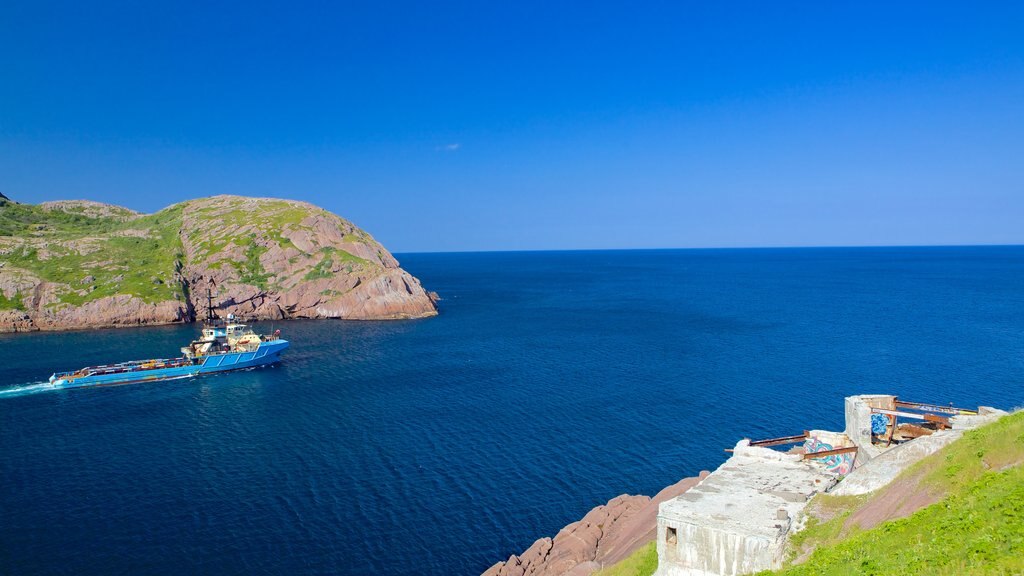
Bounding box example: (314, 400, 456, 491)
(0, 196, 382, 312)
(0, 201, 186, 307)
(594, 541, 658, 576)
(763, 410, 1024, 576)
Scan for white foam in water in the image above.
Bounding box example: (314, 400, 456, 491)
(0, 381, 58, 398)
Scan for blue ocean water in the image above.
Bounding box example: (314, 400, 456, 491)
(2, 247, 1023, 575)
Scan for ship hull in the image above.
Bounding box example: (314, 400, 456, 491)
(50, 366, 201, 389)
(49, 339, 290, 389)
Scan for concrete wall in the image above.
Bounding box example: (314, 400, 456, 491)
(655, 442, 836, 576)
(656, 520, 778, 576)
(843, 394, 895, 462)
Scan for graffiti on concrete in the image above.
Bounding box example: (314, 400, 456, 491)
(804, 437, 856, 475)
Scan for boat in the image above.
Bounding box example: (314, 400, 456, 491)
(48, 292, 289, 389)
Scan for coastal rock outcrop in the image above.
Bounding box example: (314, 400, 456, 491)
(0, 194, 437, 332)
(483, 472, 710, 576)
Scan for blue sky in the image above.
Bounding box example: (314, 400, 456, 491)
(1, 2, 1022, 252)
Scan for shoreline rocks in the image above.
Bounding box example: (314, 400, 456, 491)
(483, 472, 710, 576)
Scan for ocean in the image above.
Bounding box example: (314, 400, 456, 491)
(2, 247, 1023, 575)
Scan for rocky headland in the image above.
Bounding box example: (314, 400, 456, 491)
(0, 194, 437, 332)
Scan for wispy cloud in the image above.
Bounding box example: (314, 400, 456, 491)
(435, 143, 461, 152)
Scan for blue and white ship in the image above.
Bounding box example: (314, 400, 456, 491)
(48, 297, 289, 389)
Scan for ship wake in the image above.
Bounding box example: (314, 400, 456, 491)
(0, 381, 58, 398)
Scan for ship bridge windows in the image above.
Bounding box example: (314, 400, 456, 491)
(226, 324, 248, 336)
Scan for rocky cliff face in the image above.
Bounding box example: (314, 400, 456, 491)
(483, 472, 710, 576)
(0, 195, 437, 332)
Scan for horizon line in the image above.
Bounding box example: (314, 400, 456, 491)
(393, 243, 1024, 255)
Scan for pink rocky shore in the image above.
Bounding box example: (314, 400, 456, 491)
(483, 471, 710, 576)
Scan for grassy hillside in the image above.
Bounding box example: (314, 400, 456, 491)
(0, 196, 381, 311)
(0, 201, 186, 306)
(594, 542, 658, 576)
(762, 410, 1024, 576)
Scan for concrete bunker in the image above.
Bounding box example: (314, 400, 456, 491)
(654, 394, 1006, 576)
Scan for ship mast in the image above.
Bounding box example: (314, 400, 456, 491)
(205, 288, 219, 324)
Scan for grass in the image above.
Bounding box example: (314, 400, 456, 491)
(1, 201, 184, 305)
(0, 289, 25, 311)
(304, 250, 336, 281)
(0, 201, 131, 237)
(1, 203, 186, 305)
(343, 230, 372, 244)
(766, 467, 1024, 575)
(782, 494, 866, 564)
(761, 410, 1024, 575)
(0, 196, 382, 309)
(303, 247, 371, 281)
(186, 198, 313, 263)
(232, 240, 272, 290)
(193, 199, 310, 230)
(593, 541, 658, 576)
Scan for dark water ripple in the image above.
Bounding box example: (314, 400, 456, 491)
(2, 247, 1024, 575)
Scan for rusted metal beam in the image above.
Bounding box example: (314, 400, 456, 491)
(894, 400, 977, 416)
(803, 446, 858, 460)
(885, 412, 897, 447)
(748, 432, 809, 448)
(924, 413, 950, 429)
(872, 408, 950, 423)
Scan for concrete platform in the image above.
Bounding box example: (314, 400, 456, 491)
(655, 442, 836, 576)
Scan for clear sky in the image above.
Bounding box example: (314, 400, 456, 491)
(1, 2, 1022, 252)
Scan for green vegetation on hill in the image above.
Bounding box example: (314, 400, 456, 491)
(762, 410, 1024, 576)
(228, 234, 272, 290)
(0, 202, 186, 307)
(184, 199, 312, 264)
(304, 247, 370, 281)
(0, 196, 379, 311)
(594, 542, 658, 576)
(0, 289, 25, 310)
(0, 201, 138, 237)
